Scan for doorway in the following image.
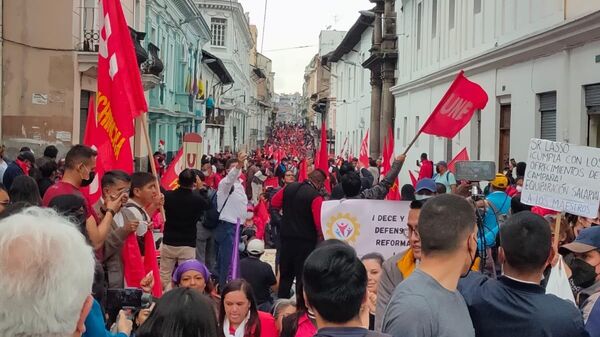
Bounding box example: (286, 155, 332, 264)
(498, 104, 511, 171)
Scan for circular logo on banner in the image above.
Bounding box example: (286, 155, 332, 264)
(326, 213, 361, 244)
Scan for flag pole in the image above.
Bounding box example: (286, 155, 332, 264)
(402, 130, 423, 156)
(139, 113, 166, 222)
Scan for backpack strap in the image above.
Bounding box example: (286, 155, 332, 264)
(124, 202, 149, 222)
(218, 186, 235, 213)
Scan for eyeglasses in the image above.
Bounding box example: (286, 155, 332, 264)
(402, 225, 419, 239)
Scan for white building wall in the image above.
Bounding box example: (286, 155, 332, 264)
(392, 0, 600, 184)
(197, 1, 254, 152)
(332, 27, 373, 158)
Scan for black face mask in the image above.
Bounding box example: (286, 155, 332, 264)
(565, 254, 597, 288)
(81, 171, 96, 187)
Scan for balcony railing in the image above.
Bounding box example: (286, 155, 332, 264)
(206, 115, 225, 127)
(80, 3, 100, 52)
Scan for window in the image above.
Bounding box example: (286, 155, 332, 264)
(539, 92, 557, 141)
(211, 18, 227, 46)
(474, 0, 482, 14)
(432, 0, 437, 38)
(417, 2, 422, 49)
(449, 0, 455, 29)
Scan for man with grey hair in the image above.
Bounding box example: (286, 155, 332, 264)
(0, 207, 96, 337)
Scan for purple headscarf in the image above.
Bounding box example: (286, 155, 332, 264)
(172, 259, 211, 286)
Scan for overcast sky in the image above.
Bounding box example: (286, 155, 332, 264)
(239, 0, 370, 94)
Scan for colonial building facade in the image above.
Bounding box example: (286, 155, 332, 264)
(391, 0, 600, 184)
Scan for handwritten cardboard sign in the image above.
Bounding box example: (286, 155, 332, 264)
(521, 138, 600, 218)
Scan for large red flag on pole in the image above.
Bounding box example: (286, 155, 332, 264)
(359, 130, 370, 169)
(419, 71, 488, 138)
(316, 120, 331, 193)
(98, 0, 147, 136)
(448, 147, 470, 173)
(95, 0, 162, 297)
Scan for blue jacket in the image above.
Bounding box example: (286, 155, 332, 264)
(83, 299, 128, 337)
(459, 272, 587, 337)
(2, 161, 24, 190)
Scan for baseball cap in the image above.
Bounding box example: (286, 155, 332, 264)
(436, 161, 448, 168)
(491, 173, 509, 189)
(559, 226, 600, 255)
(415, 178, 437, 194)
(247, 239, 265, 255)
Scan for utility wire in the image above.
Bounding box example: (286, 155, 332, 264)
(264, 45, 315, 52)
(260, 0, 268, 53)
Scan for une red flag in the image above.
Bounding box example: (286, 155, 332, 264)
(359, 130, 370, 169)
(419, 71, 488, 138)
(316, 121, 331, 193)
(160, 148, 184, 190)
(97, 0, 147, 144)
(253, 200, 270, 240)
(448, 147, 470, 173)
(298, 158, 308, 182)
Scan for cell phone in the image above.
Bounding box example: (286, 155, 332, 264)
(106, 288, 152, 310)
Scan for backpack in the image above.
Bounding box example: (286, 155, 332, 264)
(203, 187, 233, 229)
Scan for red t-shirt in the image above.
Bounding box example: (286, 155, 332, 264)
(418, 160, 434, 180)
(42, 181, 94, 221)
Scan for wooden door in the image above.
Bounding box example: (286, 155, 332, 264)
(498, 105, 511, 172)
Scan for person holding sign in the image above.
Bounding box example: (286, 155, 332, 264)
(458, 211, 586, 337)
(382, 194, 477, 337)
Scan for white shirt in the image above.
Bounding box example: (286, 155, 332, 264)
(217, 167, 248, 224)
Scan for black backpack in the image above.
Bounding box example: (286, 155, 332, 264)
(203, 187, 233, 229)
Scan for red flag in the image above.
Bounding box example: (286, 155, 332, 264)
(385, 127, 400, 200)
(264, 176, 279, 189)
(316, 121, 331, 193)
(81, 94, 133, 205)
(298, 158, 308, 182)
(419, 71, 488, 138)
(253, 199, 270, 240)
(409, 170, 418, 187)
(359, 130, 370, 168)
(448, 147, 470, 173)
(160, 148, 184, 190)
(122, 230, 162, 297)
(98, 0, 147, 141)
(380, 134, 389, 177)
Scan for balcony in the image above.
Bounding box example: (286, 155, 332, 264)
(205, 114, 226, 128)
(175, 93, 193, 114)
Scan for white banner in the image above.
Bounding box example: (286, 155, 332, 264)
(321, 200, 411, 259)
(522, 138, 600, 218)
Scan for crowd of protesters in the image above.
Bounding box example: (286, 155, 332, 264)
(1, 124, 600, 337)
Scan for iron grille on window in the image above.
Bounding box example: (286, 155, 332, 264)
(211, 18, 227, 47)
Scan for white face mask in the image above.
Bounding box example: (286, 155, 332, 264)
(516, 185, 523, 192)
(415, 194, 433, 201)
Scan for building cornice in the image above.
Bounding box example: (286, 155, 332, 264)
(391, 10, 600, 95)
(194, 1, 254, 47)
